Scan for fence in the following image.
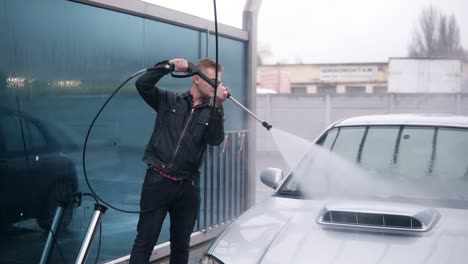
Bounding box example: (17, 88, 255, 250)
(197, 130, 249, 231)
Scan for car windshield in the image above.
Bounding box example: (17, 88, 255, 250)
(278, 125, 468, 205)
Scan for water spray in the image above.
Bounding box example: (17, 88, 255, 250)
(159, 62, 273, 131)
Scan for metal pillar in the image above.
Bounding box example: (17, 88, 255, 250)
(243, 0, 262, 207)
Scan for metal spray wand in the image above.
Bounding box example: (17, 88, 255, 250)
(164, 62, 272, 130)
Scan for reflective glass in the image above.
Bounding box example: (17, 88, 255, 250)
(0, 0, 247, 262)
(0, 114, 24, 153)
(360, 127, 399, 173)
(397, 127, 434, 178)
(320, 128, 338, 150)
(281, 125, 468, 203)
(433, 128, 468, 180)
(331, 127, 366, 163)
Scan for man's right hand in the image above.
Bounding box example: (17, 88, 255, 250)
(168, 59, 188, 72)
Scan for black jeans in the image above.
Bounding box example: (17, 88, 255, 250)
(129, 168, 200, 264)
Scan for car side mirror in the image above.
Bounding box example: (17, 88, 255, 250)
(260, 168, 284, 189)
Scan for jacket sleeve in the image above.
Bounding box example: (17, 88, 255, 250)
(135, 60, 170, 112)
(206, 106, 225, 146)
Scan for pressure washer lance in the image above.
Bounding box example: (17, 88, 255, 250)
(160, 62, 272, 130)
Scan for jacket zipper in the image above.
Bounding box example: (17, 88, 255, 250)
(169, 108, 194, 167)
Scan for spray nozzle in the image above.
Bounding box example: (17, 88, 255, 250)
(262, 121, 273, 131)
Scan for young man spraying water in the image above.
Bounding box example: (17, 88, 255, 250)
(130, 58, 229, 264)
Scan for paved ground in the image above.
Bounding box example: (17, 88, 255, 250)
(152, 240, 213, 264)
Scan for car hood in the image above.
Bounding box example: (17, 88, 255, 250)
(208, 197, 468, 264)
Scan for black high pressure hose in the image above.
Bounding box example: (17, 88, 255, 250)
(82, 68, 152, 214)
(212, 0, 220, 121)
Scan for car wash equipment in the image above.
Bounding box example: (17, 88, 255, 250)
(75, 203, 107, 264)
(39, 200, 68, 264)
(39, 192, 104, 264)
(159, 62, 273, 131)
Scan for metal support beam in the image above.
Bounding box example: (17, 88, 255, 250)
(243, 0, 262, 208)
(68, 0, 248, 41)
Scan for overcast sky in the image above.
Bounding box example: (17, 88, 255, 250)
(143, 0, 468, 64)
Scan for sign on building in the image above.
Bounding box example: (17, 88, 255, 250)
(320, 66, 378, 82)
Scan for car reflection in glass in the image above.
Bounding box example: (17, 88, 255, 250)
(202, 114, 468, 264)
(0, 107, 78, 231)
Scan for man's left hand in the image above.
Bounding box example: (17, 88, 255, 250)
(214, 83, 229, 108)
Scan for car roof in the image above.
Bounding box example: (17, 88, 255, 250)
(334, 113, 468, 128)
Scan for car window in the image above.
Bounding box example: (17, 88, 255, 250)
(24, 120, 48, 152)
(396, 127, 434, 178)
(280, 125, 468, 202)
(330, 127, 366, 163)
(320, 128, 338, 149)
(0, 114, 25, 154)
(433, 128, 468, 180)
(360, 127, 399, 174)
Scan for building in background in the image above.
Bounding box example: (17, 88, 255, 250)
(464, 62, 468, 93)
(258, 58, 468, 95)
(258, 62, 388, 95)
(388, 58, 463, 94)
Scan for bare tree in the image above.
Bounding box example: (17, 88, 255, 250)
(409, 6, 466, 61)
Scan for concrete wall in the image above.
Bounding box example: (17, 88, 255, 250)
(256, 93, 468, 152)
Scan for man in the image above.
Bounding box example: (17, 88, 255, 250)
(129, 58, 229, 264)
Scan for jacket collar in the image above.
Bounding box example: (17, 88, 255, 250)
(182, 90, 211, 107)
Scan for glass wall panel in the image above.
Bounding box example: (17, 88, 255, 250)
(0, 0, 247, 262)
(204, 33, 248, 130)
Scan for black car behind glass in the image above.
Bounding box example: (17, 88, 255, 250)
(0, 107, 78, 230)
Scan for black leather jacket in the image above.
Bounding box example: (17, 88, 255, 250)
(136, 61, 225, 180)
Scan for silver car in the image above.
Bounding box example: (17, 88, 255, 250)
(202, 114, 468, 264)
